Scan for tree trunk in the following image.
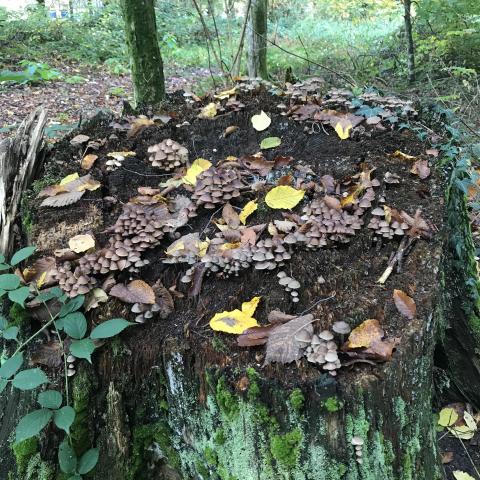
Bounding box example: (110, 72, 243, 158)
(120, 0, 165, 109)
(247, 0, 268, 79)
(0, 108, 47, 258)
(403, 0, 415, 83)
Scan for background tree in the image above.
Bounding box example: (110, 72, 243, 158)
(403, 0, 415, 83)
(120, 0, 165, 108)
(247, 0, 268, 79)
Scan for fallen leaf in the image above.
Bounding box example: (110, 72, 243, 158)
(22, 257, 56, 287)
(251, 111, 271, 131)
(128, 118, 154, 138)
(273, 155, 294, 168)
(138, 187, 160, 196)
(239, 201, 258, 225)
(426, 148, 439, 157)
(334, 121, 352, 140)
(198, 102, 217, 119)
(239, 154, 275, 176)
(277, 174, 293, 186)
(393, 289, 416, 319)
(448, 411, 478, 440)
(68, 234, 95, 253)
(183, 158, 212, 186)
(219, 242, 241, 251)
(85, 288, 108, 311)
(209, 296, 261, 334)
(264, 314, 314, 364)
(260, 137, 281, 149)
(438, 408, 459, 427)
(153, 280, 174, 319)
(224, 125, 239, 137)
(453, 472, 476, 480)
(400, 209, 432, 239)
(81, 154, 98, 170)
(110, 280, 155, 305)
(323, 195, 342, 210)
(59, 173, 80, 185)
(410, 160, 431, 179)
(265, 186, 305, 209)
(70, 134, 90, 146)
(390, 150, 416, 161)
(237, 325, 274, 346)
(214, 87, 237, 100)
(222, 203, 240, 229)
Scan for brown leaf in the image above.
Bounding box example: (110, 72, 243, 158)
(441, 451, 454, 464)
(393, 289, 416, 319)
(222, 203, 240, 229)
(224, 125, 239, 137)
(31, 341, 63, 368)
(110, 280, 156, 305)
(153, 281, 174, 318)
(323, 195, 342, 210)
(138, 186, 160, 196)
(320, 175, 335, 193)
(81, 154, 98, 170)
(426, 148, 439, 157)
(240, 228, 258, 246)
(39, 174, 100, 208)
(267, 310, 296, 324)
(22, 256, 56, 287)
(277, 174, 293, 186)
(313, 109, 364, 128)
(273, 156, 294, 168)
(237, 325, 274, 346)
(40, 190, 85, 208)
(128, 117, 155, 138)
(37, 184, 69, 198)
(410, 160, 431, 179)
(264, 314, 314, 365)
(239, 154, 275, 176)
(400, 209, 432, 239)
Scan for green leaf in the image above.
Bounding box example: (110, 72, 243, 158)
(2, 326, 19, 340)
(0, 254, 4, 263)
(70, 338, 95, 363)
(12, 368, 49, 390)
(0, 315, 8, 330)
(54, 406, 75, 434)
(38, 390, 63, 409)
(90, 318, 133, 339)
(0, 378, 8, 394)
(68, 476, 82, 480)
(58, 439, 77, 474)
(0, 352, 23, 379)
(8, 286, 30, 307)
(260, 136, 282, 149)
(0, 289, 6, 297)
(0, 274, 21, 290)
(59, 295, 85, 317)
(15, 408, 52, 443)
(55, 318, 65, 330)
(10, 246, 36, 266)
(78, 448, 99, 474)
(0, 264, 10, 271)
(63, 312, 87, 339)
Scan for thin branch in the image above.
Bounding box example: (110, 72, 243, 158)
(230, 0, 252, 76)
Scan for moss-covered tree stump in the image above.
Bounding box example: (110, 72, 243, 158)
(2, 89, 479, 480)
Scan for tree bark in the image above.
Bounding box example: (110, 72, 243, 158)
(247, 0, 268, 79)
(0, 108, 47, 258)
(403, 0, 415, 83)
(120, 0, 165, 109)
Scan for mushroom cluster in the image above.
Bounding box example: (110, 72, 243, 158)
(351, 437, 365, 464)
(131, 281, 173, 323)
(367, 208, 408, 239)
(252, 238, 292, 270)
(66, 354, 76, 377)
(53, 262, 97, 297)
(225, 97, 245, 112)
(192, 166, 246, 209)
(147, 139, 188, 171)
(304, 329, 341, 375)
(277, 272, 300, 303)
(106, 155, 124, 172)
(201, 245, 252, 277)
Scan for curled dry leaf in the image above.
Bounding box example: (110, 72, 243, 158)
(222, 203, 240, 229)
(153, 280, 174, 319)
(239, 201, 258, 225)
(68, 234, 95, 253)
(410, 160, 431, 179)
(81, 154, 98, 170)
(110, 280, 156, 305)
(22, 256, 56, 287)
(273, 156, 294, 168)
(239, 154, 275, 176)
(128, 118, 155, 138)
(198, 102, 218, 119)
(224, 125, 239, 137)
(70, 134, 90, 146)
(85, 288, 108, 311)
(393, 289, 416, 319)
(390, 150, 416, 161)
(264, 314, 314, 365)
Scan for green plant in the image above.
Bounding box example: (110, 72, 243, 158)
(0, 61, 61, 85)
(0, 246, 133, 478)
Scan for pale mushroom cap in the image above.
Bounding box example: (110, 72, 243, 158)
(295, 329, 313, 344)
(351, 436, 364, 446)
(332, 321, 351, 335)
(325, 351, 339, 363)
(319, 330, 334, 341)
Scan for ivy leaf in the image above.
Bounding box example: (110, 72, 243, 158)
(38, 390, 63, 409)
(54, 406, 76, 434)
(58, 439, 77, 474)
(59, 295, 85, 317)
(10, 246, 36, 266)
(70, 338, 96, 363)
(8, 286, 30, 307)
(3, 326, 19, 340)
(0, 274, 21, 290)
(0, 352, 24, 379)
(63, 312, 87, 339)
(78, 448, 99, 474)
(15, 408, 53, 443)
(12, 368, 49, 390)
(90, 318, 133, 339)
(265, 186, 305, 209)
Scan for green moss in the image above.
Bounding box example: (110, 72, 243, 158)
(270, 428, 302, 469)
(288, 388, 305, 412)
(70, 366, 93, 455)
(212, 336, 228, 353)
(323, 396, 342, 413)
(214, 428, 226, 445)
(204, 446, 218, 466)
(128, 421, 180, 479)
(216, 376, 239, 418)
(12, 437, 37, 477)
(8, 303, 30, 329)
(25, 453, 54, 480)
(195, 460, 209, 478)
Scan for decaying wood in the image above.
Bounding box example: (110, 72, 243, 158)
(0, 108, 47, 257)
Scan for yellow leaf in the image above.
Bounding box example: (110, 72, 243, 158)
(209, 296, 261, 334)
(453, 472, 476, 480)
(219, 242, 241, 251)
(214, 222, 230, 232)
(76, 179, 101, 192)
(68, 234, 95, 253)
(198, 102, 217, 119)
(265, 186, 305, 209)
(37, 271, 47, 288)
(165, 241, 185, 256)
(463, 411, 478, 432)
(448, 424, 476, 440)
(214, 87, 236, 100)
(251, 111, 271, 131)
(107, 151, 136, 160)
(390, 150, 416, 161)
(183, 158, 212, 186)
(59, 173, 80, 185)
(81, 154, 98, 170)
(438, 408, 458, 427)
(335, 122, 352, 140)
(239, 200, 258, 225)
(198, 239, 210, 257)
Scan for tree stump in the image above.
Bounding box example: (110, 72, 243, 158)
(2, 91, 480, 480)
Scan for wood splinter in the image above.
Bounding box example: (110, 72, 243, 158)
(377, 236, 415, 284)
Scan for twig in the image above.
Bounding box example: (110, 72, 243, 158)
(120, 166, 172, 177)
(458, 436, 480, 479)
(377, 237, 415, 284)
(300, 292, 336, 315)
